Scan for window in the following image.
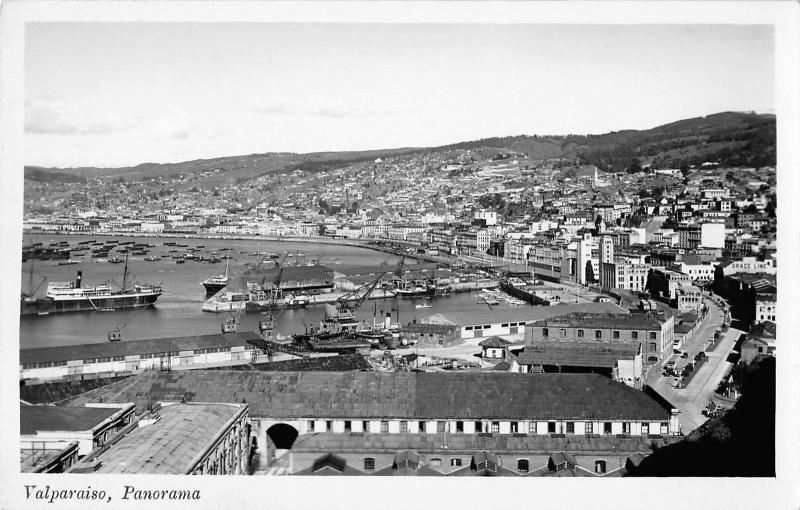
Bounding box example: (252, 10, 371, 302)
(577, 329, 584, 338)
(466, 326, 473, 331)
(501, 323, 509, 328)
(419, 421, 427, 432)
(603, 422, 612, 434)
(595, 330, 602, 339)
(612, 331, 620, 339)
(380, 421, 389, 433)
(560, 328, 567, 337)
(437, 421, 446, 433)
(649, 332, 657, 340)
(517, 459, 530, 473)
(400, 421, 408, 433)
(491, 421, 500, 433)
(528, 421, 536, 434)
(344, 420, 352, 432)
(631, 331, 638, 340)
(455, 421, 464, 433)
(641, 423, 649, 435)
(547, 422, 556, 433)
(542, 328, 549, 337)
(325, 420, 333, 432)
(622, 422, 631, 434)
(660, 422, 669, 435)
(450, 458, 462, 467)
(511, 421, 519, 433)
(566, 422, 574, 434)
(307, 420, 314, 432)
(475, 421, 483, 433)
(364, 458, 375, 471)
(585, 422, 594, 435)
(427, 458, 442, 467)
(362, 420, 369, 432)
(650, 342, 657, 352)
(595, 460, 607, 474)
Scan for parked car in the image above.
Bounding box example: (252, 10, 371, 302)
(695, 351, 706, 360)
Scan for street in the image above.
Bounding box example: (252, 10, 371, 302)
(647, 295, 741, 433)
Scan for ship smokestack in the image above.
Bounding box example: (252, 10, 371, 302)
(385, 312, 391, 329)
(76, 271, 82, 289)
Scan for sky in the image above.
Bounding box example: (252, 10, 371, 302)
(25, 23, 774, 168)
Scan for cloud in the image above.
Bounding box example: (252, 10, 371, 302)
(25, 96, 137, 136)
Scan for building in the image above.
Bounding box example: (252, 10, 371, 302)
(80, 403, 250, 475)
(740, 321, 776, 363)
(601, 260, 650, 293)
(66, 369, 683, 475)
(478, 336, 513, 361)
(648, 267, 694, 301)
(401, 323, 462, 347)
(714, 271, 777, 325)
(20, 403, 136, 460)
(422, 302, 628, 341)
(20, 332, 263, 384)
(516, 342, 642, 387)
(525, 312, 675, 365)
(474, 210, 498, 226)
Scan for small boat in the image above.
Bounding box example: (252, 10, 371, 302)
(57, 259, 81, 265)
(144, 255, 161, 261)
(415, 300, 432, 309)
(108, 256, 123, 264)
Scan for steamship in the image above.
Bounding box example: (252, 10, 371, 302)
(20, 266, 163, 316)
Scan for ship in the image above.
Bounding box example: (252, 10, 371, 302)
(20, 258, 163, 316)
(202, 259, 230, 295)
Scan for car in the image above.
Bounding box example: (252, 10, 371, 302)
(695, 351, 706, 360)
(680, 351, 689, 359)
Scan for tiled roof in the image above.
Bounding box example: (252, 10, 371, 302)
(516, 342, 640, 368)
(72, 370, 673, 421)
(288, 432, 673, 455)
(20, 332, 262, 365)
(206, 354, 371, 372)
(479, 336, 512, 348)
(20, 405, 122, 434)
(92, 403, 244, 474)
(531, 312, 663, 330)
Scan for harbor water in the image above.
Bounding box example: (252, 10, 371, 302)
(19, 234, 530, 349)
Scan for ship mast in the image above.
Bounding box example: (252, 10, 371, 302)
(121, 253, 129, 292)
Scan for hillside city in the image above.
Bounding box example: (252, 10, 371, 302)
(20, 125, 778, 478)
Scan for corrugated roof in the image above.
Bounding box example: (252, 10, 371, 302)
(517, 342, 640, 368)
(423, 302, 628, 327)
(20, 332, 261, 365)
(72, 370, 672, 421)
(92, 403, 243, 474)
(20, 405, 122, 434)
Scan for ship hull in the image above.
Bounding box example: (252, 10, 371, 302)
(203, 282, 227, 295)
(20, 292, 162, 316)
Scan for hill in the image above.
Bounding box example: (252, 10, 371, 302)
(24, 110, 776, 182)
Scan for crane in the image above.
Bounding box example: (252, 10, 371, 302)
(107, 294, 159, 342)
(336, 272, 386, 317)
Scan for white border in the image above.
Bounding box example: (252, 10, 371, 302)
(1, 2, 799, 509)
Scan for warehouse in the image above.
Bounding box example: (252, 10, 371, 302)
(421, 301, 627, 340)
(67, 369, 682, 474)
(20, 332, 262, 384)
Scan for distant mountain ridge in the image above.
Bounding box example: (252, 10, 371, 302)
(25, 110, 775, 182)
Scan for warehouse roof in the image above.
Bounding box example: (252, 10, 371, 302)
(20, 405, 125, 435)
(70, 370, 673, 421)
(92, 403, 245, 474)
(20, 332, 261, 365)
(530, 312, 665, 330)
(517, 342, 640, 369)
(422, 302, 628, 327)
